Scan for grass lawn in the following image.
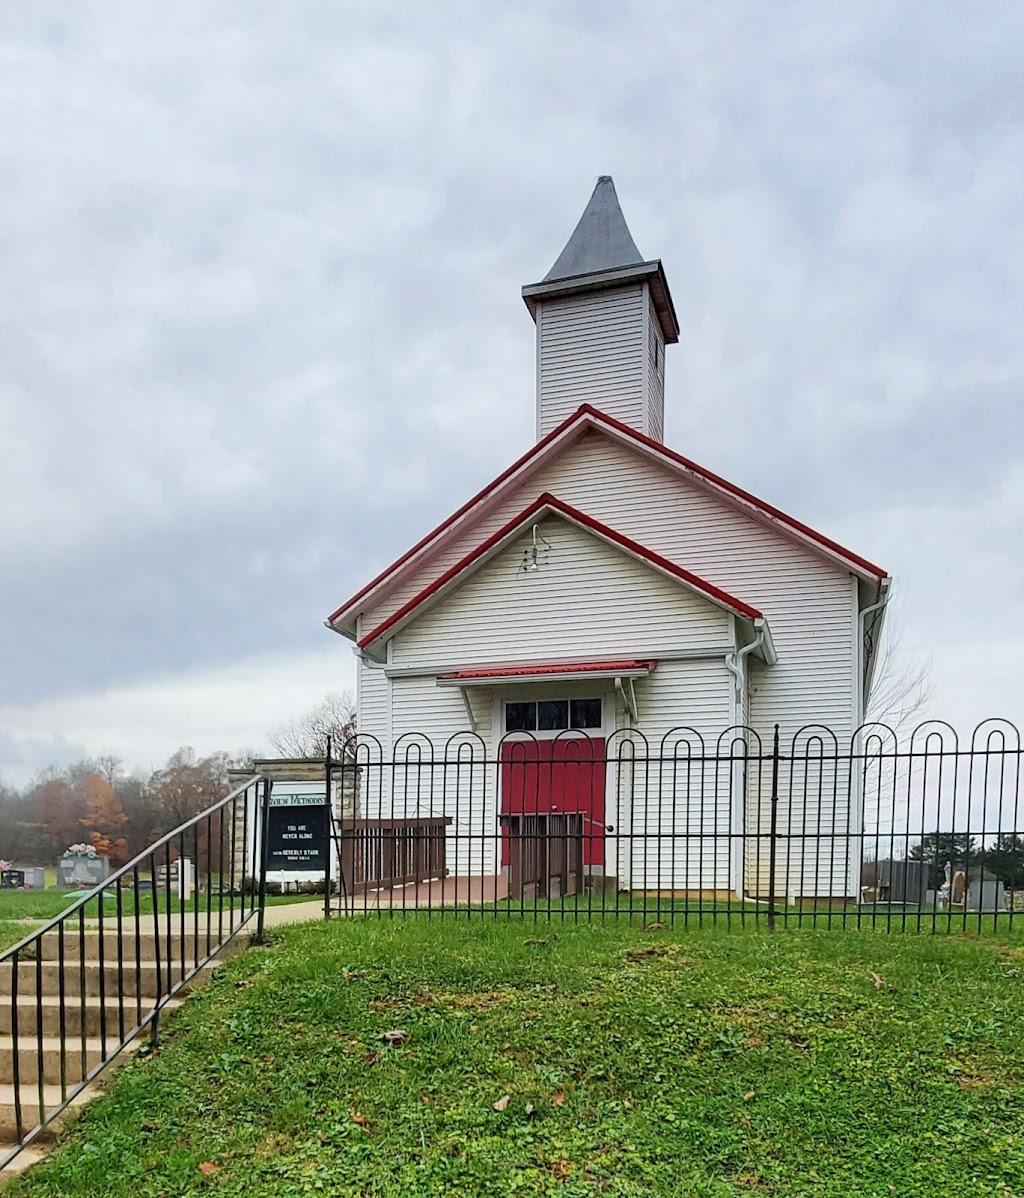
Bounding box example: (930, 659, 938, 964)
(0, 889, 317, 943)
(8, 918, 1024, 1197)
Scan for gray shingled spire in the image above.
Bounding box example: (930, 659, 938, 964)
(543, 176, 644, 282)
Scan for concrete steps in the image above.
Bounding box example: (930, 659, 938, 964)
(0, 1084, 95, 1142)
(33, 929, 233, 963)
(0, 1036, 140, 1087)
(0, 996, 182, 1038)
(0, 925, 249, 1180)
(0, 960, 217, 1000)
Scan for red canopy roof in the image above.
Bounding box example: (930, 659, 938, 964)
(438, 660, 656, 682)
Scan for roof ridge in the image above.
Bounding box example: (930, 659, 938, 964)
(328, 405, 886, 630)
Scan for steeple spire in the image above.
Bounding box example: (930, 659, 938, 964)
(523, 177, 679, 444)
(543, 176, 644, 282)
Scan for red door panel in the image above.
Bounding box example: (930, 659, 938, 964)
(500, 738, 606, 867)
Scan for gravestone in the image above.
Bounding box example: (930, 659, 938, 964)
(155, 857, 195, 900)
(1, 869, 25, 889)
(21, 867, 46, 889)
(967, 878, 1007, 912)
(58, 852, 108, 888)
(876, 859, 928, 905)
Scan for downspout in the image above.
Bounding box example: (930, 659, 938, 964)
(726, 619, 768, 707)
(858, 578, 891, 721)
(614, 676, 637, 724)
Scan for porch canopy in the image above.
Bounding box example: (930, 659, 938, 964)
(436, 659, 656, 687)
(436, 659, 657, 729)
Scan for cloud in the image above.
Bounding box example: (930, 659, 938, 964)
(0, 727, 91, 788)
(0, 2, 1022, 764)
(0, 645, 356, 787)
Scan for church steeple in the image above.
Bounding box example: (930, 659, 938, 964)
(523, 177, 678, 442)
(542, 176, 644, 281)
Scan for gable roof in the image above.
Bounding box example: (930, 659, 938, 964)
(327, 405, 887, 637)
(356, 493, 763, 654)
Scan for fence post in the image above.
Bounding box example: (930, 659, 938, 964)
(324, 737, 333, 921)
(767, 724, 780, 932)
(255, 777, 273, 945)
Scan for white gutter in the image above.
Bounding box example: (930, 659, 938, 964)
(353, 646, 387, 670)
(858, 577, 891, 717)
(726, 617, 773, 702)
(614, 676, 638, 723)
(393, 648, 731, 681)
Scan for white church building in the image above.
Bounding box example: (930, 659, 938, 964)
(326, 177, 890, 903)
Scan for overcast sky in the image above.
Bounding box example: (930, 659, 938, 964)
(1, 3, 1022, 784)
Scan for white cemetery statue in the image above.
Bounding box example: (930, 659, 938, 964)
(937, 861, 952, 910)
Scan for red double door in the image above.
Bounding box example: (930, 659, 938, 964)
(499, 738, 606, 867)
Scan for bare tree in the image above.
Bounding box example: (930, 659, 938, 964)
(861, 598, 933, 846)
(865, 600, 932, 735)
(268, 692, 356, 759)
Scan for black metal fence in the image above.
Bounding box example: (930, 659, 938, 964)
(325, 720, 1022, 929)
(0, 775, 270, 1168)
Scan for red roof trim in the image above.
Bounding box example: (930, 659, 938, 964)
(439, 660, 656, 681)
(329, 404, 886, 628)
(357, 493, 761, 650)
(327, 407, 589, 624)
(578, 405, 887, 579)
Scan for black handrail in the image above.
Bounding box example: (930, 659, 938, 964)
(0, 773, 271, 1169)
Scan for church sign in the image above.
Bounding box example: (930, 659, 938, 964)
(265, 784, 329, 874)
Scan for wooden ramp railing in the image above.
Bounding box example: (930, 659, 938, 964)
(500, 812, 585, 900)
(337, 818, 451, 896)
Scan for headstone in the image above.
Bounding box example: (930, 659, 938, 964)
(58, 852, 108, 888)
(877, 859, 928, 905)
(967, 878, 1007, 912)
(1, 869, 25, 889)
(156, 858, 195, 899)
(22, 867, 46, 889)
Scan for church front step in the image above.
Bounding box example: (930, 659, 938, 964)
(34, 928, 243, 965)
(0, 1084, 94, 1142)
(0, 960, 217, 1000)
(0, 995, 182, 1038)
(0, 1037, 128, 1087)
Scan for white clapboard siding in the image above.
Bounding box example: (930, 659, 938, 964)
(363, 432, 857, 744)
(612, 659, 734, 892)
(388, 676, 495, 876)
(357, 433, 861, 898)
(537, 285, 646, 437)
(391, 516, 731, 668)
(357, 658, 388, 751)
(644, 287, 665, 443)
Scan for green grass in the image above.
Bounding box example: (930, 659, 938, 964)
(0, 888, 317, 926)
(9, 918, 1024, 1197)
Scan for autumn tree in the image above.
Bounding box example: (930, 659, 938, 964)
(34, 774, 86, 854)
(79, 772, 129, 860)
(147, 749, 227, 825)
